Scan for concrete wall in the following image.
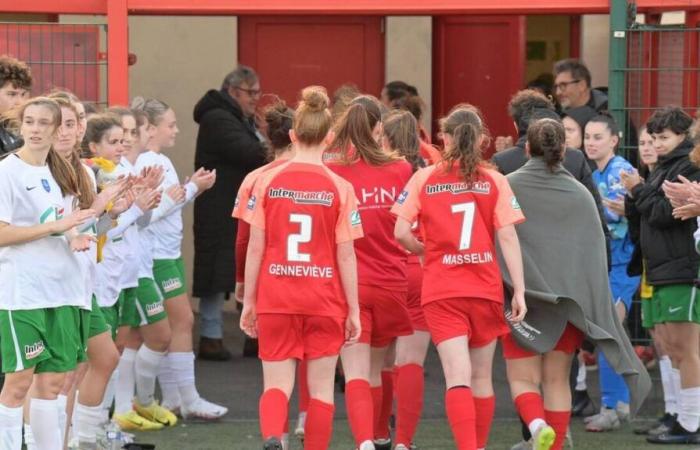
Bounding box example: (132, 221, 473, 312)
(126, 16, 238, 308)
(581, 14, 610, 88)
(385, 16, 432, 131)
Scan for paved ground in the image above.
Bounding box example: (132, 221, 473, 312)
(129, 311, 678, 449)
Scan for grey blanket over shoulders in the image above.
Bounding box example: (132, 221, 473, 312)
(498, 157, 651, 414)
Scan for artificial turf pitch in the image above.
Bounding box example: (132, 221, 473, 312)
(132, 419, 700, 450)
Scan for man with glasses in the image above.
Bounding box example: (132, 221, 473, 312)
(553, 58, 609, 112)
(192, 64, 267, 360)
(554, 58, 638, 166)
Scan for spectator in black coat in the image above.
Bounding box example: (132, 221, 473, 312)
(192, 65, 267, 360)
(0, 55, 32, 155)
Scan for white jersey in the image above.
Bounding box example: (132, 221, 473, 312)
(74, 164, 98, 310)
(0, 154, 85, 310)
(136, 151, 197, 260)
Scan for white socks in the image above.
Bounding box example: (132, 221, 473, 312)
(527, 418, 547, 437)
(659, 356, 677, 415)
(678, 386, 700, 432)
(575, 363, 587, 391)
(157, 353, 181, 408)
(171, 352, 199, 407)
(30, 398, 62, 450)
(23, 424, 37, 450)
(56, 394, 68, 446)
(672, 368, 682, 416)
(75, 403, 104, 444)
(115, 348, 137, 414)
(0, 403, 23, 450)
(135, 345, 166, 406)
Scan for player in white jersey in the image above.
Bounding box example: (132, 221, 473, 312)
(79, 111, 170, 432)
(131, 97, 224, 420)
(0, 97, 95, 450)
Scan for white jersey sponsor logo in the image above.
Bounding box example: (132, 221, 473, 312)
(425, 181, 491, 196)
(146, 301, 165, 317)
(268, 188, 334, 207)
(162, 277, 183, 293)
(25, 341, 46, 360)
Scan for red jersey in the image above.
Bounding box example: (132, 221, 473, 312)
(233, 159, 288, 282)
(243, 161, 364, 317)
(328, 159, 412, 289)
(419, 140, 442, 165)
(391, 163, 525, 305)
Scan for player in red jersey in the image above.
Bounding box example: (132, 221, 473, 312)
(327, 96, 413, 450)
(378, 110, 430, 450)
(240, 86, 363, 450)
(392, 104, 527, 450)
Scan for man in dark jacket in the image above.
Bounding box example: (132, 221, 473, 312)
(192, 65, 267, 360)
(0, 55, 32, 155)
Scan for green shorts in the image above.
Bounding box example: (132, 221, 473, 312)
(153, 257, 187, 300)
(641, 297, 655, 329)
(121, 278, 167, 327)
(0, 306, 84, 374)
(653, 283, 700, 324)
(101, 290, 126, 340)
(87, 297, 110, 339)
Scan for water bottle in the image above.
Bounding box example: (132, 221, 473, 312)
(105, 422, 123, 450)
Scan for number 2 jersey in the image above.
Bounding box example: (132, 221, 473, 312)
(242, 161, 364, 318)
(391, 163, 525, 305)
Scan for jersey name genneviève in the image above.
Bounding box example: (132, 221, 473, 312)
(242, 161, 363, 317)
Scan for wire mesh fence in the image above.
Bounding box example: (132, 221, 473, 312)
(0, 22, 107, 106)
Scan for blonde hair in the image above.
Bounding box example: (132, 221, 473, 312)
(131, 96, 169, 126)
(293, 86, 332, 146)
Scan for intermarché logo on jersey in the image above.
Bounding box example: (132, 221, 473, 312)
(25, 341, 46, 360)
(268, 187, 334, 207)
(425, 181, 491, 196)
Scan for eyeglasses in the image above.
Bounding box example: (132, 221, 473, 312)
(554, 79, 582, 91)
(235, 87, 262, 98)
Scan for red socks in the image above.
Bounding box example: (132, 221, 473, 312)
(371, 386, 383, 437)
(474, 396, 495, 449)
(304, 399, 335, 450)
(445, 386, 476, 450)
(395, 364, 424, 446)
(514, 392, 545, 426)
(375, 370, 394, 439)
(259, 388, 288, 440)
(545, 410, 571, 450)
(345, 379, 374, 445)
(297, 360, 310, 413)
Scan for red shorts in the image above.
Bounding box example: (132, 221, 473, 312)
(501, 323, 585, 359)
(359, 284, 413, 347)
(406, 261, 428, 332)
(423, 298, 509, 347)
(257, 314, 344, 361)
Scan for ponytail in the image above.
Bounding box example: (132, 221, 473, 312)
(527, 118, 566, 172)
(382, 110, 423, 172)
(331, 95, 401, 166)
(439, 104, 489, 183)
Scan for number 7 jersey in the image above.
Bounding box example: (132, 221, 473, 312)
(242, 161, 364, 318)
(391, 164, 525, 305)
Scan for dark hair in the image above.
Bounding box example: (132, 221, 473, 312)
(587, 113, 621, 138)
(554, 58, 592, 88)
(263, 98, 293, 159)
(0, 55, 32, 90)
(84, 113, 123, 152)
(383, 81, 418, 102)
(293, 86, 332, 146)
(391, 94, 424, 122)
(526, 73, 554, 98)
(646, 106, 693, 135)
(221, 65, 258, 90)
(83, 102, 99, 115)
(382, 110, 423, 172)
(527, 118, 566, 172)
(508, 89, 556, 135)
(331, 95, 400, 166)
(440, 104, 490, 183)
(562, 105, 597, 139)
